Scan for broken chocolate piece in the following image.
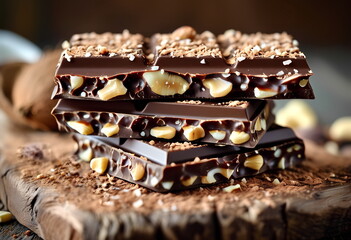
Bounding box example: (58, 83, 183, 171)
(53, 28, 314, 100)
(52, 99, 274, 147)
(74, 126, 305, 192)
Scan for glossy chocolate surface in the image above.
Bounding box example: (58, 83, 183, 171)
(53, 72, 314, 100)
(74, 126, 305, 192)
(52, 100, 274, 147)
(54, 28, 314, 100)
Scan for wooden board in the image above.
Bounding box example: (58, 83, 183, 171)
(0, 115, 351, 240)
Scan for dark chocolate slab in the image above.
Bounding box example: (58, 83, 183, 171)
(74, 126, 305, 192)
(52, 100, 274, 147)
(53, 72, 314, 101)
(92, 125, 300, 165)
(52, 99, 263, 120)
(53, 27, 314, 100)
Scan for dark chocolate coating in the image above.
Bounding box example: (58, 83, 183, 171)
(73, 126, 305, 192)
(52, 99, 274, 147)
(57, 55, 311, 76)
(53, 71, 314, 101)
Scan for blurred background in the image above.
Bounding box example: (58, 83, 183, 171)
(0, 0, 350, 124)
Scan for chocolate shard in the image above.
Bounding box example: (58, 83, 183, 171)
(52, 99, 274, 147)
(74, 126, 305, 192)
(53, 27, 314, 100)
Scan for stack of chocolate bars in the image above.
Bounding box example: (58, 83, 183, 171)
(52, 26, 314, 192)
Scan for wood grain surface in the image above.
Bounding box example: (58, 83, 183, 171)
(0, 112, 351, 240)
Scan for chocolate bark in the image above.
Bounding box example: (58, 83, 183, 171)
(74, 126, 305, 192)
(53, 27, 314, 101)
(52, 99, 273, 147)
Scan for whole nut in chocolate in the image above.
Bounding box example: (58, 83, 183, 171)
(143, 71, 190, 96)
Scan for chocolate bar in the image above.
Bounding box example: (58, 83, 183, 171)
(74, 126, 305, 192)
(53, 27, 314, 101)
(52, 99, 273, 147)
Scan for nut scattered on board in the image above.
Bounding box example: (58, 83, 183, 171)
(90, 157, 109, 174)
(223, 184, 241, 192)
(202, 78, 233, 97)
(130, 163, 145, 181)
(244, 155, 264, 171)
(171, 26, 197, 40)
(273, 178, 281, 185)
(0, 211, 13, 223)
(329, 117, 351, 142)
(275, 100, 317, 129)
(150, 126, 176, 139)
(101, 123, 120, 137)
(97, 78, 127, 100)
(67, 121, 94, 135)
(229, 131, 250, 144)
(182, 125, 205, 141)
(143, 71, 190, 96)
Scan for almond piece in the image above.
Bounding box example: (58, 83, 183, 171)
(182, 125, 205, 141)
(101, 123, 120, 137)
(97, 78, 127, 100)
(143, 71, 190, 96)
(202, 78, 233, 97)
(229, 131, 250, 144)
(244, 155, 264, 171)
(150, 126, 176, 139)
(90, 157, 109, 174)
(67, 121, 94, 135)
(130, 163, 145, 181)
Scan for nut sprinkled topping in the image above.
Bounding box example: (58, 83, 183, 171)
(171, 26, 197, 40)
(154, 27, 222, 58)
(218, 30, 305, 64)
(65, 31, 144, 58)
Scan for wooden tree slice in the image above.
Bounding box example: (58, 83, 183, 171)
(0, 118, 351, 240)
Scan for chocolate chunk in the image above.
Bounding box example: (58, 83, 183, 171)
(74, 126, 305, 192)
(52, 99, 274, 147)
(53, 28, 314, 100)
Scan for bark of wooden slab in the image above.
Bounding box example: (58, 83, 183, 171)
(0, 116, 351, 239)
